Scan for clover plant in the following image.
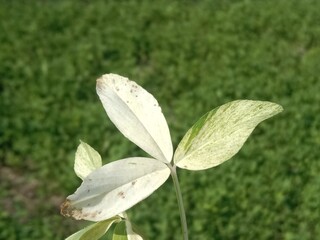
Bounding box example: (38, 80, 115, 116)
(61, 74, 283, 240)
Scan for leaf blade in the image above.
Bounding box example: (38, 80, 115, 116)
(74, 141, 102, 180)
(96, 74, 173, 163)
(61, 157, 170, 221)
(174, 100, 283, 170)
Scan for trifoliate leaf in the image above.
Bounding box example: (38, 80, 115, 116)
(65, 216, 120, 240)
(96, 74, 173, 163)
(74, 141, 102, 180)
(61, 157, 170, 221)
(174, 100, 283, 170)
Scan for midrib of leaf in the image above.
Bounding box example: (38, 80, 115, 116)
(114, 90, 168, 162)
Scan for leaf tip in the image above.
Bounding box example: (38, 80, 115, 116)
(60, 199, 83, 220)
(277, 104, 284, 113)
(96, 76, 105, 90)
(60, 199, 72, 217)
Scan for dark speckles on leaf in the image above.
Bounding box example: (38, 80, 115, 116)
(87, 189, 90, 193)
(132, 180, 137, 186)
(118, 191, 125, 199)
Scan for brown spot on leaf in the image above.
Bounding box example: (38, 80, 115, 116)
(131, 180, 137, 186)
(118, 191, 125, 199)
(60, 200, 83, 220)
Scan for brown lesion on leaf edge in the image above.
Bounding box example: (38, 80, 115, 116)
(60, 200, 83, 220)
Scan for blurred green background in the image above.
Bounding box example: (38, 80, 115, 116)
(1, 0, 319, 239)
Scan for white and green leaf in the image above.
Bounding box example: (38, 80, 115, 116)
(74, 141, 102, 180)
(65, 216, 120, 240)
(61, 157, 170, 221)
(174, 100, 283, 170)
(125, 220, 144, 240)
(96, 74, 173, 163)
(112, 220, 144, 240)
(113, 221, 127, 240)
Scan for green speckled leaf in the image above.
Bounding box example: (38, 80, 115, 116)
(174, 100, 283, 170)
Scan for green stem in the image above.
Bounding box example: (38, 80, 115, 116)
(169, 164, 189, 240)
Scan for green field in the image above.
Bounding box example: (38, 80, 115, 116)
(1, 0, 320, 239)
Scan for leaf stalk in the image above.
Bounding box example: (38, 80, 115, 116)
(169, 164, 189, 240)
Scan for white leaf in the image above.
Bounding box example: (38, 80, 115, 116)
(174, 100, 283, 170)
(96, 74, 173, 163)
(61, 157, 170, 221)
(74, 141, 102, 180)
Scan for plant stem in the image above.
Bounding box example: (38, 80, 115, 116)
(169, 164, 189, 240)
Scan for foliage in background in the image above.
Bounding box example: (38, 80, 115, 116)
(0, 0, 319, 239)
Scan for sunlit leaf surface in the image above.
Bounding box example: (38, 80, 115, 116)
(174, 100, 283, 170)
(61, 157, 170, 221)
(96, 74, 173, 163)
